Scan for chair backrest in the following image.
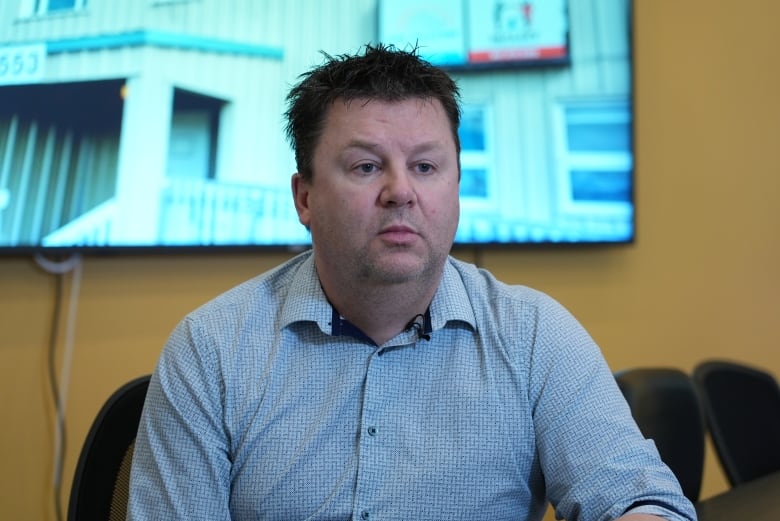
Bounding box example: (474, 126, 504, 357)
(615, 367, 705, 502)
(692, 359, 780, 487)
(68, 375, 151, 521)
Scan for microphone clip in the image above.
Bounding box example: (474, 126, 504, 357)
(404, 313, 431, 341)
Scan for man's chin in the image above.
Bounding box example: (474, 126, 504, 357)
(363, 251, 430, 284)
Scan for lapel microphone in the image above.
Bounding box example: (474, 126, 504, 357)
(404, 313, 431, 341)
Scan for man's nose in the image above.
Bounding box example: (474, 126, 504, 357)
(378, 168, 416, 207)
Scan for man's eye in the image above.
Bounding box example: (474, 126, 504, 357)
(417, 163, 434, 174)
(357, 163, 377, 174)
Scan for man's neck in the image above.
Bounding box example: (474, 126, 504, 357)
(323, 276, 440, 346)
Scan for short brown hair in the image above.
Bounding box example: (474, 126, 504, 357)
(284, 43, 461, 182)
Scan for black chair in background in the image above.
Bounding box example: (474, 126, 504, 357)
(68, 374, 151, 521)
(615, 367, 705, 502)
(693, 359, 780, 487)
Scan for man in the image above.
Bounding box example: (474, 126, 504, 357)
(128, 44, 696, 521)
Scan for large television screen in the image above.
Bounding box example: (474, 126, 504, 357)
(0, 0, 633, 254)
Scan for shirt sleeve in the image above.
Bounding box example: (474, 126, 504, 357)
(127, 316, 233, 521)
(525, 295, 696, 521)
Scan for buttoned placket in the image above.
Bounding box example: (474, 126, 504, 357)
(353, 347, 384, 520)
(352, 334, 419, 521)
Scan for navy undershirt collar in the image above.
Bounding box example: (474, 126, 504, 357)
(330, 306, 432, 346)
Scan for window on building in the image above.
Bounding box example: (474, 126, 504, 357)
(19, 0, 87, 17)
(458, 104, 494, 202)
(558, 100, 632, 208)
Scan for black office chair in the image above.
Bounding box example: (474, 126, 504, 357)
(615, 367, 705, 502)
(68, 374, 151, 521)
(693, 359, 780, 487)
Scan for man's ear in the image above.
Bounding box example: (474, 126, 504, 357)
(291, 173, 311, 227)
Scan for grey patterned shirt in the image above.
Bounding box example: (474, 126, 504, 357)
(128, 251, 695, 521)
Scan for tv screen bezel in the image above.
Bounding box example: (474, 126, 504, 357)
(0, 0, 635, 257)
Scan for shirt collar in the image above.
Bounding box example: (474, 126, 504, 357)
(430, 258, 478, 332)
(280, 252, 477, 337)
(279, 252, 332, 333)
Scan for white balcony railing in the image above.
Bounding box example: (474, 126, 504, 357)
(42, 179, 308, 248)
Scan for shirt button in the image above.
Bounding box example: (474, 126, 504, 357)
(361, 510, 370, 520)
(367, 426, 377, 436)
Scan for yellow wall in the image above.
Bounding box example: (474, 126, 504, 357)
(1, 1, 778, 519)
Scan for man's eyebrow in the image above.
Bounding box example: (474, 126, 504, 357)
(343, 140, 381, 152)
(409, 140, 447, 154)
(342, 140, 447, 153)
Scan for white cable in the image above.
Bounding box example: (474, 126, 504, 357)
(34, 252, 83, 519)
(33, 252, 82, 275)
(58, 254, 82, 434)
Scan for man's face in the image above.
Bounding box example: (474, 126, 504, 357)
(292, 97, 460, 287)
